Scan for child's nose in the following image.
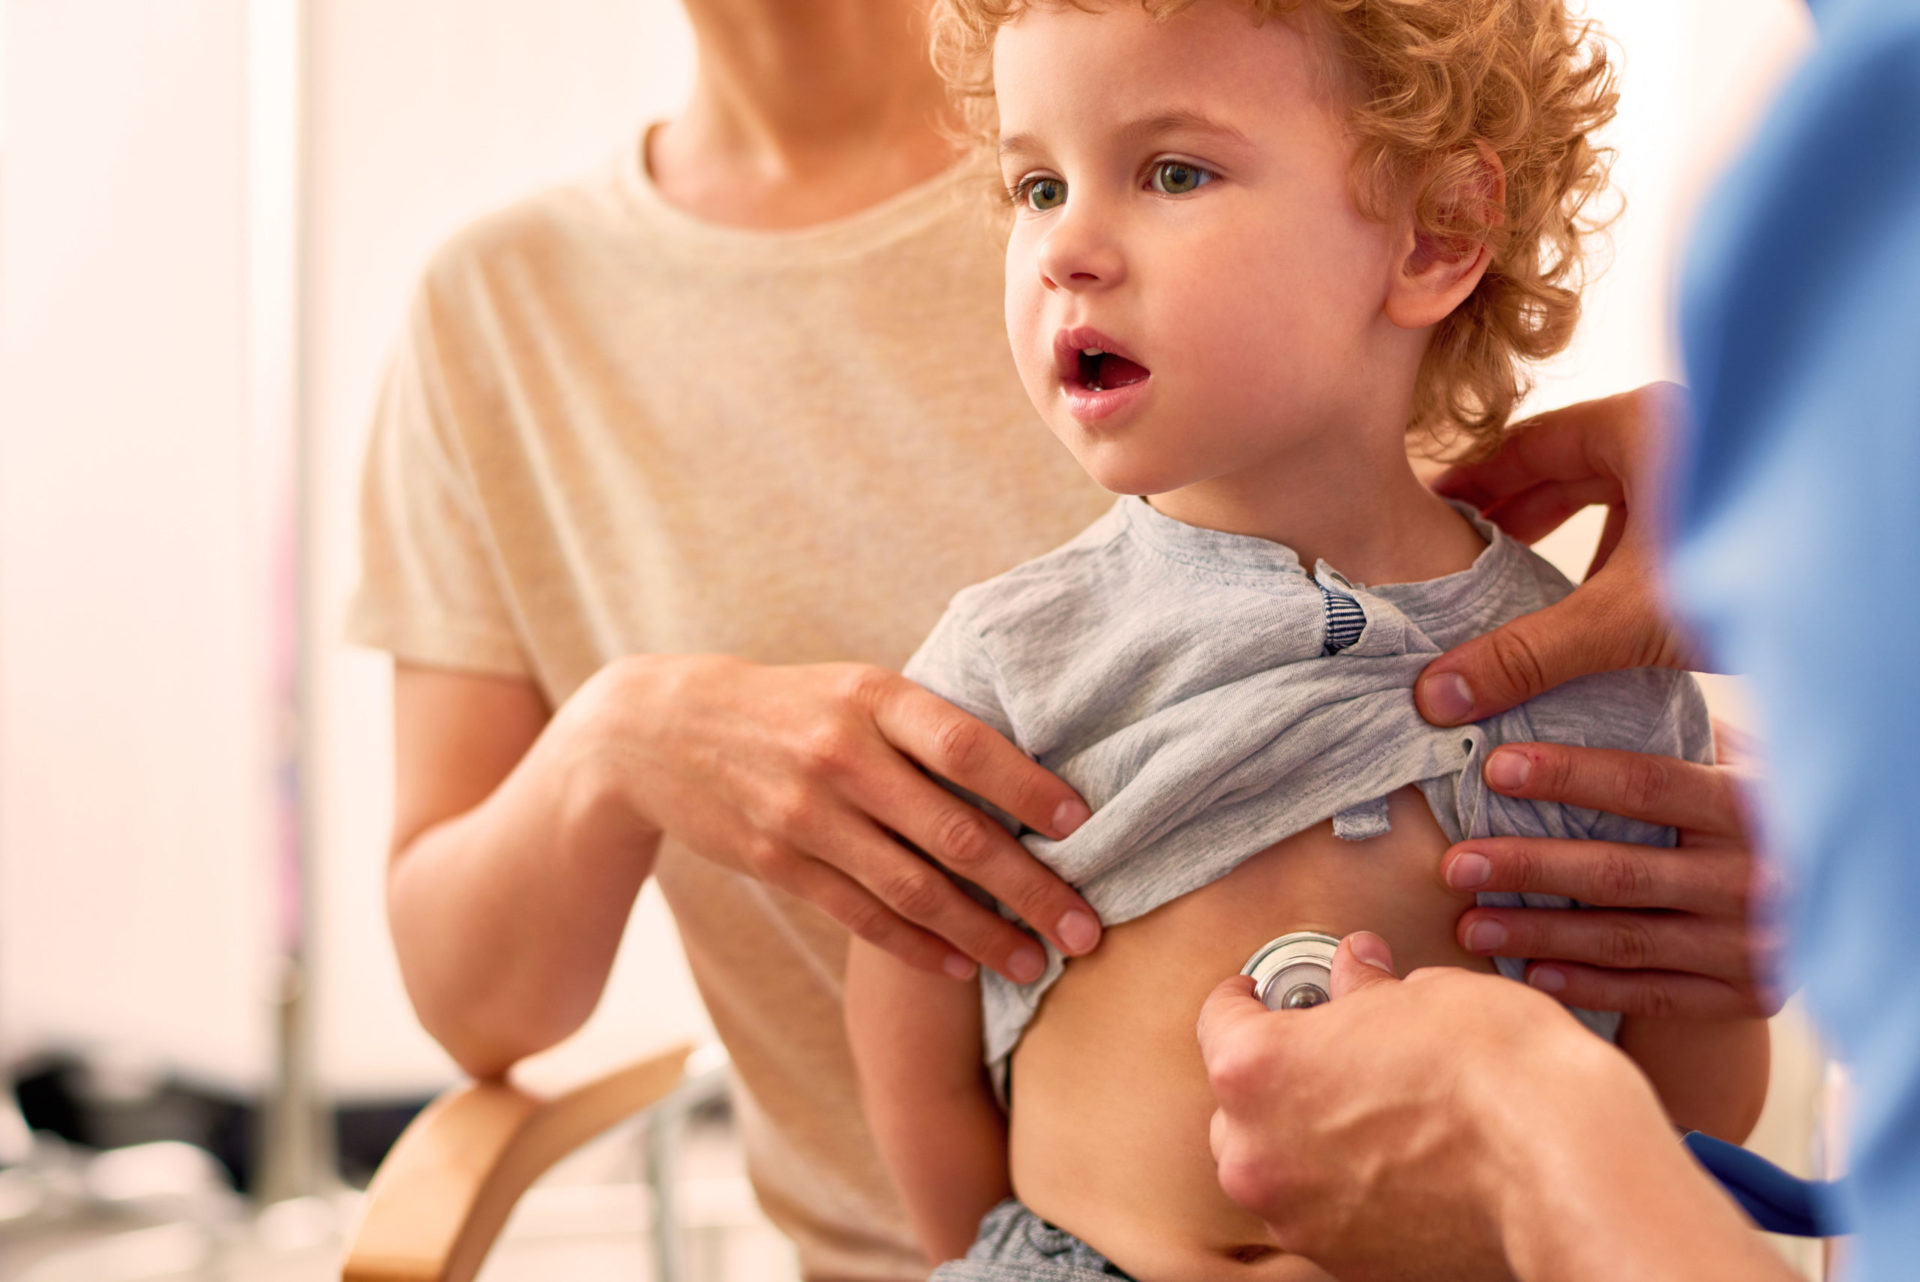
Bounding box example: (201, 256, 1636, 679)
(1037, 209, 1126, 293)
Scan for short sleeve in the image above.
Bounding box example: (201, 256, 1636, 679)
(343, 284, 530, 678)
(902, 601, 1021, 836)
(902, 597, 1018, 743)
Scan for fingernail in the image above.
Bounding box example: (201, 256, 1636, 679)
(1052, 798, 1092, 837)
(1056, 908, 1100, 953)
(1464, 920, 1507, 953)
(1485, 749, 1531, 793)
(1349, 932, 1395, 972)
(943, 953, 977, 980)
(1420, 672, 1475, 724)
(1528, 966, 1567, 994)
(1009, 943, 1046, 984)
(1446, 851, 1492, 889)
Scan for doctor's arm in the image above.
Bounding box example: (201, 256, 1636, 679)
(1198, 936, 1796, 1282)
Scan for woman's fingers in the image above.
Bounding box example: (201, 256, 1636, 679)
(751, 843, 976, 978)
(756, 763, 1064, 981)
(861, 671, 1102, 957)
(1442, 836, 1749, 917)
(629, 658, 1098, 975)
(865, 671, 1090, 838)
(1479, 742, 1742, 837)
(856, 770, 1098, 967)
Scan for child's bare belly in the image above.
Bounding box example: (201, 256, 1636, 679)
(1007, 785, 1497, 1281)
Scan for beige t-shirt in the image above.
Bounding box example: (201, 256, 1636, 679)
(347, 137, 1110, 1281)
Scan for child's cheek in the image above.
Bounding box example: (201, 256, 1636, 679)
(1004, 240, 1052, 404)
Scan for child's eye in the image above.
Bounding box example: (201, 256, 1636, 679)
(1148, 160, 1213, 195)
(1015, 176, 1067, 211)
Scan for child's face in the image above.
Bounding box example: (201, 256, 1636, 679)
(996, 0, 1410, 501)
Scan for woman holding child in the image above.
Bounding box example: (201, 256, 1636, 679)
(352, 0, 1803, 1278)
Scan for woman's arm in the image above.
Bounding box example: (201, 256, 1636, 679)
(385, 652, 1106, 1078)
(845, 937, 1010, 1263)
(386, 663, 654, 1078)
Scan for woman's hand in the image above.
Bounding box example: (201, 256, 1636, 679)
(1196, 935, 1792, 1282)
(1415, 383, 1698, 726)
(564, 653, 1100, 982)
(1445, 732, 1782, 1019)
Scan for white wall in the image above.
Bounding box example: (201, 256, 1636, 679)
(305, 0, 707, 1096)
(0, 0, 272, 1090)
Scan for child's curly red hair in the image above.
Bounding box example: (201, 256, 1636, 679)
(931, 0, 1619, 454)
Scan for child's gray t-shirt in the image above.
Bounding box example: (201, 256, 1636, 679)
(903, 497, 1713, 1083)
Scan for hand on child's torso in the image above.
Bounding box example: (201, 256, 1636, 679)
(1007, 784, 1496, 1281)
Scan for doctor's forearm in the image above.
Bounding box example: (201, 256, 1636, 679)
(1494, 1063, 1795, 1282)
(388, 711, 662, 1080)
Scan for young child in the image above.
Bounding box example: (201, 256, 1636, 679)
(845, 2, 1772, 1277)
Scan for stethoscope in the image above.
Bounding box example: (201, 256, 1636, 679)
(1241, 932, 1848, 1238)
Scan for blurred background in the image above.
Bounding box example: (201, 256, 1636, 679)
(0, 1, 1829, 1279)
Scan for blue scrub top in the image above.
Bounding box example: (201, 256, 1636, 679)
(1670, 0, 1920, 1274)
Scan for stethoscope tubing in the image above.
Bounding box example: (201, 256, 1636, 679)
(1681, 1130, 1847, 1237)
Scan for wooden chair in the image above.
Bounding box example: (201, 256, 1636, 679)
(340, 1041, 723, 1282)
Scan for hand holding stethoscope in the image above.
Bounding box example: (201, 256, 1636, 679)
(1237, 931, 1842, 1238)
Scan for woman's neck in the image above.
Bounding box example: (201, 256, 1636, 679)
(653, 0, 961, 229)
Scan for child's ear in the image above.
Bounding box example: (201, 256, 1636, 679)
(1384, 144, 1506, 331)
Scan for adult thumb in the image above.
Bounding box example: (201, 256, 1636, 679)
(1331, 932, 1399, 998)
(1414, 580, 1657, 725)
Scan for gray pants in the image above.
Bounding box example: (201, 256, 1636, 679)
(930, 1199, 1136, 1282)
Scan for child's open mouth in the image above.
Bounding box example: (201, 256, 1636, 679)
(1076, 348, 1151, 392)
(1054, 327, 1152, 422)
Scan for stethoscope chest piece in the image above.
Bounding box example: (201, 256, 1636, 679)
(1241, 931, 1341, 1011)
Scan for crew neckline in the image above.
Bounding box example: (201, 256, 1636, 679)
(1119, 495, 1523, 624)
(1120, 495, 1307, 578)
(616, 123, 988, 265)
